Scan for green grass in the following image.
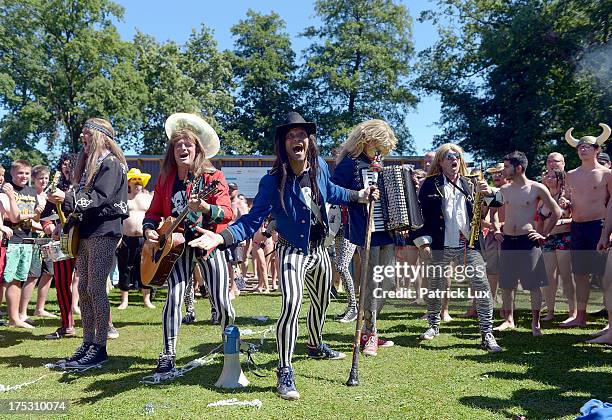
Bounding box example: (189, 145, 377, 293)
(0, 286, 610, 419)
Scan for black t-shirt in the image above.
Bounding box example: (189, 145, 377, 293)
(171, 174, 198, 241)
(296, 171, 326, 243)
(5, 184, 38, 244)
(171, 175, 188, 218)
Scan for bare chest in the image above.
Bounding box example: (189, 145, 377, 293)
(503, 186, 539, 213)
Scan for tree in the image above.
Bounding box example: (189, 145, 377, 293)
(417, 0, 612, 173)
(226, 10, 296, 155)
(0, 0, 147, 156)
(132, 26, 235, 154)
(300, 0, 418, 154)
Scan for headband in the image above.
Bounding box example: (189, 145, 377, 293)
(83, 121, 114, 139)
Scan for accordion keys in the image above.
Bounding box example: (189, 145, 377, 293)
(359, 165, 423, 232)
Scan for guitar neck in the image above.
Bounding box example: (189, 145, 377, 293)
(161, 179, 220, 238)
(56, 203, 67, 226)
(166, 206, 192, 235)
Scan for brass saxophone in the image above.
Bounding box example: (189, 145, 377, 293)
(467, 168, 484, 248)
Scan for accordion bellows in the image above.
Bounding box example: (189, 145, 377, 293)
(360, 165, 424, 232)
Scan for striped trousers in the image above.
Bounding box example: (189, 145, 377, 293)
(276, 242, 332, 368)
(183, 262, 218, 320)
(162, 247, 235, 355)
(425, 247, 493, 334)
(53, 257, 76, 330)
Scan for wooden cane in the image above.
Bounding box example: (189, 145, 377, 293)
(346, 188, 377, 386)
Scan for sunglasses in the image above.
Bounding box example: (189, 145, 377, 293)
(445, 152, 461, 160)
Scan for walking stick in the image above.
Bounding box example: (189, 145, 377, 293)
(347, 156, 382, 387)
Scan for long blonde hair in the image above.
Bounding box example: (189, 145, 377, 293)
(160, 128, 215, 183)
(336, 119, 397, 163)
(73, 118, 127, 186)
(427, 143, 469, 177)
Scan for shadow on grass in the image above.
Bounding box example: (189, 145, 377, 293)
(460, 389, 590, 420)
(77, 355, 275, 405)
(455, 329, 612, 418)
(0, 351, 273, 405)
(0, 327, 49, 348)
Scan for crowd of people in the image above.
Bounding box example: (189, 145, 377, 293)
(0, 112, 610, 402)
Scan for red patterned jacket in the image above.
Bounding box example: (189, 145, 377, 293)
(143, 167, 233, 234)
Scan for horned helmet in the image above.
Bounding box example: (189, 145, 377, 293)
(565, 123, 611, 148)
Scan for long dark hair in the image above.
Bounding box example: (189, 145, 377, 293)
(273, 133, 321, 213)
(57, 153, 77, 190)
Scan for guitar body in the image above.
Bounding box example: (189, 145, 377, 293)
(140, 217, 186, 287)
(140, 179, 220, 287)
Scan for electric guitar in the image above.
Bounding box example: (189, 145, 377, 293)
(46, 171, 77, 257)
(140, 179, 220, 286)
(47, 171, 79, 258)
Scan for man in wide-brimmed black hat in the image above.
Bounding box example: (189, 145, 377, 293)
(187, 111, 378, 400)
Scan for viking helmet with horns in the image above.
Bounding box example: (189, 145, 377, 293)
(565, 123, 611, 148)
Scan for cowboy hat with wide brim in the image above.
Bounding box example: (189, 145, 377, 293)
(127, 168, 152, 188)
(165, 113, 220, 158)
(274, 112, 317, 144)
(486, 163, 504, 174)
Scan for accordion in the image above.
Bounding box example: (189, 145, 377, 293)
(360, 165, 424, 232)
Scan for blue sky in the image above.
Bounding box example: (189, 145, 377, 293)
(113, 0, 444, 155)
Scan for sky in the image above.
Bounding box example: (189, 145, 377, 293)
(112, 0, 444, 155)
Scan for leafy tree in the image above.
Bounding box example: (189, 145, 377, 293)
(300, 0, 418, 154)
(132, 26, 234, 154)
(417, 0, 612, 173)
(0, 0, 147, 155)
(227, 10, 296, 155)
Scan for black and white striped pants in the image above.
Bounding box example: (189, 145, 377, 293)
(162, 247, 235, 355)
(276, 242, 332, 368)
(184, 262, 218, 320)
(426, 247, 493, 334)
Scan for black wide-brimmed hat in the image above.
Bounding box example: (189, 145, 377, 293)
(274, 112, 317, 144)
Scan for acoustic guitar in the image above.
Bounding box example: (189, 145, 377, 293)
(140, 179, 220, 286)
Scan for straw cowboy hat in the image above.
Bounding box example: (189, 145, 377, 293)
(165, 113, 221, 158)
(486, 163, 504, 174)
(127, 168, 151, 188)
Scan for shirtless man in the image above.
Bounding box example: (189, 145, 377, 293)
(117, 169, 154, 309)
(562, 124, 611, 328)
(494, 151, 561, 336)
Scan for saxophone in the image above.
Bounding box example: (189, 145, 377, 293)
(467, 168, 484, 248)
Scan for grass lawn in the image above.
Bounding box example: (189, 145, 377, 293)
(0, 285, 610, 419)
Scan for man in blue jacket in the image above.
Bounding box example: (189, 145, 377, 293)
(188, 112, 376, 400)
